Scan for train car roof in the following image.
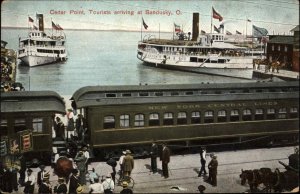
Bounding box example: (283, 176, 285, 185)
(1, 91, 66, 113)
(72, 81, 299, 108)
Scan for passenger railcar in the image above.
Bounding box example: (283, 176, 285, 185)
(1, 91, 66, 164)
(72, 81, 299, 158)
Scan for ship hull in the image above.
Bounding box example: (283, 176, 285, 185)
(19, 55, 67, 67)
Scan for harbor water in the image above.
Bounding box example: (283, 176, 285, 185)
(2, 28, 251, 95)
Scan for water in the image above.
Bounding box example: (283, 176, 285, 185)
(2, 28, 249, 95)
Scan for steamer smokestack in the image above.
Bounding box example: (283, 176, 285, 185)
(191, 13, 199, 41)
(36, 14, 44, 31)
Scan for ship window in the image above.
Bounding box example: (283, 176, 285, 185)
(0, 119, 8, 136)
(149, 113, 160, 126)
(255, 109, 264, 120)
(171, 91, 179, 96)
(278, 108, 287, 119)
(230, 110, 239, 122)
(134, 114, 144, 127)
(204, 110, 214, 123)
(155, 92, 163, 96)
(120, 114, 130, 128)
(185, 91, 194, 95)
(103, 116, 115, 129)
(290, 107, 298, 118)
(191, 111, 201, 124)
(106, 93, 116, 98)
(256, 89, 263, 93)
(139, 92, 149, 97)
(122, 93, 132, 97)
(14, 119, 26, 133)
(32, 118, 43, 133)
(243, 89, 250, 93)
(266, 108, 276, 120)
(177, 112, 187, 125)
(242, 109, 252, 121)
(217, 110, 227, 122)
(163, 112, 174, 125)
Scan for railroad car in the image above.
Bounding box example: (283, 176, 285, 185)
(71, 81, 299, 158)
(1, 91, 66, 165)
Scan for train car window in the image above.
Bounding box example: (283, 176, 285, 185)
(14, 119, 26, 133)
(149, 113, 160, 126)
(171, 91, 179, 96)
(122, 93, 132, 97)
(266, 108, 276, 120)
(177, 112, 187, 125)
(106, 93, 117, 98)
(120, 114, 130, 128)
(139, 92, 149, 97)
(32, 118, 43, 133)
(290, 107, 298, 118)
(255, 109, 264, 120)
(154, 92, 163, 96)
(163, 112, 174, 125)
(204, 111, 214, 123)
(103, 116, 115, 129)
(185, 91, 194, 95)
(256, 89, 263, 93)
(191, 111, 201, 124)
(215, 91, 222, 94)
(243, 89, 250, 93)
(0, 119, 8, 136)
(200, 91, 208, 95)
(230, 110, 239, 122)
(217, 110, 227, 122)
(242, 109, 252, 121)
(134, 114, 145, 127)
(278, 108, 287, 119)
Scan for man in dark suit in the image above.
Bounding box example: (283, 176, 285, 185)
(54, 177, 67, 194)
(161, 143, 170, 178)
(38, 172, 52, 194)
(69, 169, 79, 194)
(37, 165, 46, 187)
(150, 142, 158, 173)
(207, 154, 218, 186)
(75, 114, 87, 142)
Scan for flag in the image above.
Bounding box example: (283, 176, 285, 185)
(236, 30, 242, 35)
(33, 25, 38, 30)
(252, 25, 268, 37)
(219, 24, 224, 29)
(142, 18, 148, 30)
(52, 21, 59, 30)
(28, 17, 34, 23)
(226, 30, 232, 35)
(174, 23, 181, 32)
(247, 19, 251, 22)
(57, 24, 63, 30)
(214, 25, 220, 33)
(212, 7, 223, 21)
(201, 30, 206, 34)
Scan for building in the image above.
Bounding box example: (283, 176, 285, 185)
(291, 25, 299, 72)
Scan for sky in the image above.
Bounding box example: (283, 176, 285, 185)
(1, 0, 299, 35)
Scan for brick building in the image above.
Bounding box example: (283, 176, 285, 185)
(290, 25, 299, 72)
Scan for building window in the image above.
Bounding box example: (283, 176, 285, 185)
(272, 45, 274, 51)
(14, 119, 26, 133)
(266, 108, 276, 120)
(278, 108, 287, 119)
(103, 116, 115, 129)
(217, 110, 227, 122)
(230, 109, 239, 122)
(134, 114, 144, 127)
(284, 46, 288, 52)
(242, 109, 252, 121)
(278, 45, 281, 51)
(204, 110, 214, 123)
(120, 114, 130, 128)
(149, 113, 160, 126)
(255, 109, 264, 120)
(0, 119, 8, 136)
(163, 112, 174, 125)
(290, 107, 298, 118)
(32, 118, 43, 133)
(177, 112, 187, 125)
(191, 111, 201, 124)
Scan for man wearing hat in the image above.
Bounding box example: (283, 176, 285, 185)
(123, 150, 134, 177)
(120, 181, 133, 194)
(89, 177, 104, 194)
(38, 172, 52, 194)
(66, 108, 75, 140)
(161, 143, 171, 178)
(54, 177, 67, 194)
(24, 168, 36, 194)
(37, 164, 47, 187)
(75, 114, 87, 142)
(102, 173, 114, 194)
(69, 169, 79, 194)
(207, 153, 218, 186)
(119, 151, 126, 179)
(150, 142, 158, 173)
(198, 147, 207, 177)
(74, 150, 88, 185)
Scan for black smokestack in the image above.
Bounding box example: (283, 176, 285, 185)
(191, 13, 199, 41)
(36, 14, 44, 31)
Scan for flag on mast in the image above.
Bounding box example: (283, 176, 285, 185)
(212, 7, 223, 21)
(252, 25, 268, 37)
(52, 21, 59, 30)
(214, 25, 220, 33)
(226, 30, 232, 35)
(142, 18, 148, 30)
(174, 23, 181, 32)
(28, 17, 34, 23)
(236, 30, 242, 35)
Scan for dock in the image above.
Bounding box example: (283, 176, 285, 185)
(253, 65, 299, 81)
